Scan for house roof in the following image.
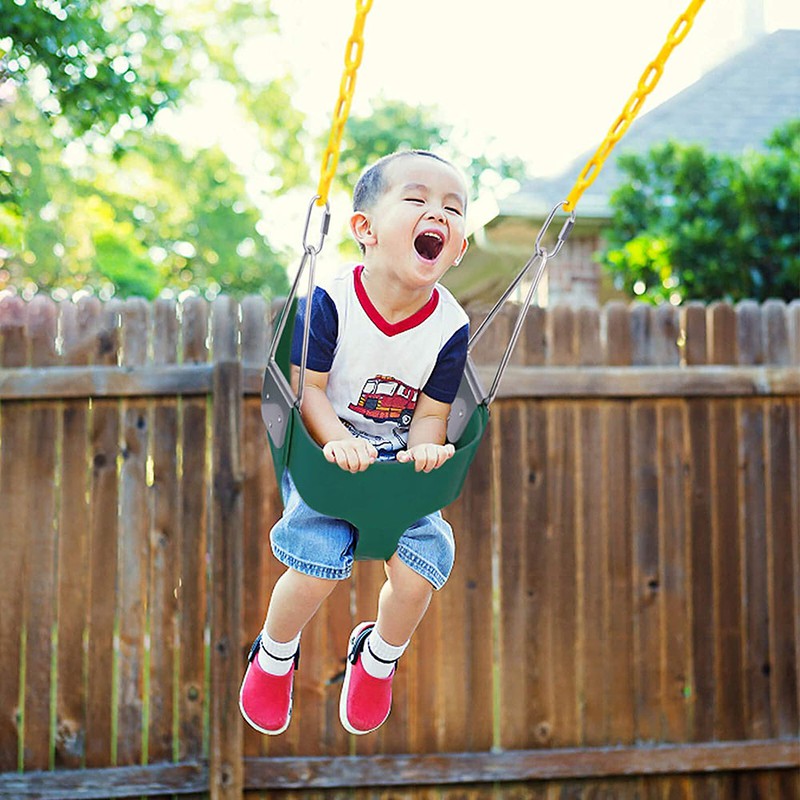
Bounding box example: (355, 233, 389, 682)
(500, 29, 800, 220)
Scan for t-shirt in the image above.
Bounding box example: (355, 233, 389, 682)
(291, 264, 469, 459)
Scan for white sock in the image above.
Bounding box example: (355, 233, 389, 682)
(360, 629, 408, 679)
(257, 630, 300, 676)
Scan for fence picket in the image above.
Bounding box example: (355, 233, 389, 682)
(317, 581, 351, 756)
(790, 299, 800, 365)
(737, 300, 763, 365)
(521, 304, 546, 366)
(55, 297, 98, 768)
(177, 296, 209, 765)
(658, 399, 691, 743)
(766, 395, 799, 738)
(630, 398, 661, 740)
(442, 427, 494, 753)
(240, 298, 275, 761)
(548, 399, 580, 749)
(736, 302, 772, 740)
(149, 298, 180, 768)
(22, 297, 59, 770)
(630, 304, 653, 366)
(762, 299, 790, 365)
(681, 302, 707, 367)
(577, 398, 606, 746)
(604, 301, 632, 366)
(709, 303, 746, 741)
(117, 298, 151, 767)
(0, 296, 29, 772)
(653, 304, 681, 366)
(686, 428, 715, 744)
(85, 298, 122, 767)
(497, 400, 537, 751)
(208, 296, 244, 799)
(575, 307, 605, 746)
(603, 401, 636, 745)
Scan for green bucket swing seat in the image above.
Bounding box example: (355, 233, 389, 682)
(261, 298, 489, 561)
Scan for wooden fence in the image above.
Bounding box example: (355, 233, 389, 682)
(0, 294, 798, 800)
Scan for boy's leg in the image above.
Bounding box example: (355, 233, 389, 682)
(258, 567, 338, 674)
(241, 568, 338, 735)
(265, 567, 339, 642)
(339, 555, 434, 735)
(375, 554, 433, 645)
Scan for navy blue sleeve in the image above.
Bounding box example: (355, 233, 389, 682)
(290, 287, 338, 372)
(422, 323, 469, 404)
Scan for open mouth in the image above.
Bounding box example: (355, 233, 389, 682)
(413, 231, 444, 262)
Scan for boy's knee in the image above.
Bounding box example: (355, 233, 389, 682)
(285, 568, 341, 597)
(385, 556, 434, 600)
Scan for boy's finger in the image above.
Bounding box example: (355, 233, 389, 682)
(417, 447, 433, 472)
(344, 448, 361, 472)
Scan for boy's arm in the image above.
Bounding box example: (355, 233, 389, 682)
(396, 392, 455, 473)
(291, 365, 377, 472)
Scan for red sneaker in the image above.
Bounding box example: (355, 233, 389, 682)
(238, 635, 298, 735)
(339, 622, 395, 735)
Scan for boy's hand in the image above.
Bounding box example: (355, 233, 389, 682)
(323, 437, 378, 473)
(396, 443, 455, 473)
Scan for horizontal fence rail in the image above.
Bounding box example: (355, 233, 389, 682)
(0, 294, 798, 800)
(1, 364, 799, 401)
(2, 740, 798, 798)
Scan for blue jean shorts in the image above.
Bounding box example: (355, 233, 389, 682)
(270, 471, 456, 590)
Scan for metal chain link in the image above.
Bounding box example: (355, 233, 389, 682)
(315, 0, 374, 206)
(563, 0, 707, 212)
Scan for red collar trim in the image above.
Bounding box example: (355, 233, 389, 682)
(353, 264, 439, 336)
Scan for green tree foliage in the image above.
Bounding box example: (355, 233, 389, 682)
(1, 0, 183, 135)
(600, 120, 800, 303)
(335, 98, 525, 199)
(0, 0, 298, 299)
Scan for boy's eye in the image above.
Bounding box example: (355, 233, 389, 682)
(446, 206, 463, 216)
(404, 197, 424, 204)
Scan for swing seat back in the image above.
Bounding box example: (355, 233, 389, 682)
(261, 302, 488, 561)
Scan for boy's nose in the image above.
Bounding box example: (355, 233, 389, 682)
(427, 208, 446, 223)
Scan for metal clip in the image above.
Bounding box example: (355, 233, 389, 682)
(302, 195, 331, 255)
(534, 200, 576, 259)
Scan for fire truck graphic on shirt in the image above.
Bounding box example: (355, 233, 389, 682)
(348, 374, 419, 427)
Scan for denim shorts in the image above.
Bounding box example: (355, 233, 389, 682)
(269, 471, 456, 590)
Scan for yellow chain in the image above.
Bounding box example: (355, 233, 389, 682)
(315, 0, 374, 206)
(564, 0, 706, 212)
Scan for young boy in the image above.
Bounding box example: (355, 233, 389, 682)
(239, 150, 470, 736)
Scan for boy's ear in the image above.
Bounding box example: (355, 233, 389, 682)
(350, 211, 377, 248)
(453, 237, 469, 266)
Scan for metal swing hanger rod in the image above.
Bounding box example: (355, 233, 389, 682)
(268, 196, 331, 409)
(470, 201, 575, 407)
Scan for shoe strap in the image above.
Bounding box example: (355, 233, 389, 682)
(348, 625, 374, 665)
(248, 634, 300, 669)
(348, 626, 398, 667)
(366, 640, 398, 665)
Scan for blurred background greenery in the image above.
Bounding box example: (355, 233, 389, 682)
(0, 0, 522, 302)
(0, 1, 796, 305)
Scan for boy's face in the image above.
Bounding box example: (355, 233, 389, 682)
(350, 155, 469, 291)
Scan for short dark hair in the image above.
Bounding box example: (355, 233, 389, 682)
(352, 150, 458, 212)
